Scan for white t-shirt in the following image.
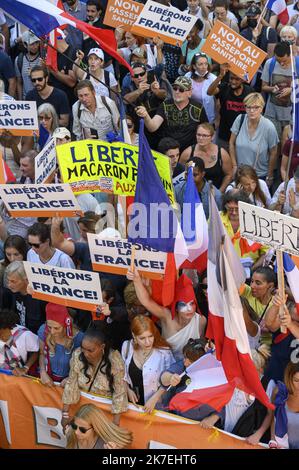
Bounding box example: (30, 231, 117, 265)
(0, 325, 39, 367)
(27, 248, 75, 269)
(83, 71, 117, 98)
(224, 388, 255, 433)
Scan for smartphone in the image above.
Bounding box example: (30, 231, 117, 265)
(90, 128, 99, 138)
(147, 70, 155, 85)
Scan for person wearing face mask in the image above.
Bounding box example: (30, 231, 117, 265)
(184, 52, 217, 123)
(240, 5, 278, 57)
(280, 25, 299, 56)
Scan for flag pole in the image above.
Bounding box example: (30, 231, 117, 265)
(256, 1, 269, 29)
(276, 250, 287, 334)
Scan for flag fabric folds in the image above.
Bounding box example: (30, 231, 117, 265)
(180, 166, 208, 273)
(169, 353, 235, 412)
(128, 120, 188, 306)
(0, 0, 132, 72)
(283, 252, 299, 314)
(267, 0, 289, 24)
(206, 192, 273, 410)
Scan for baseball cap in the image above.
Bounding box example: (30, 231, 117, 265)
(88, 48, 104, 61)
(22, 31, 40, 45)
(131, 47, 147, 59)
(173, 76, 192, 91)
(52, 127, 71, 140)
(246, 4, 261, 16)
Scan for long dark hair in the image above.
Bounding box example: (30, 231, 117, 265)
(79, 325, 114, 393)
(3, 235, 28, 266)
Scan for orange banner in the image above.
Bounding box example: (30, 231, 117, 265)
(0, 374, 264, 449)
(201, 20, 267, 81)
(103, 0, 143, 30)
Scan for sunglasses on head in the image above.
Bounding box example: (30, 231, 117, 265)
(28, 242, 41, 249)
(172, 85, 187, 92)
(133, 71, 146, 79)
(31, 76, 44, 83)
(70, 422, 92, 434)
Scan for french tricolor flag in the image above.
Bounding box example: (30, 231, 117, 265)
(267, 0, 289, 25)
(180, 166, 208, 273)
(283, 253, 299, 314)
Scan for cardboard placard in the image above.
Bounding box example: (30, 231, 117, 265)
(201, 20, 267, 81)
(131, 0, 197, 46)
(35, 138, 57, 184)
(23, 262, 103, 311)
(87, 234, 167, 279)
(0, 183, 83, 217)
(103, 0, 143, 30)
(56, 139, 175, 203)
(239, 201, 299, 256)
(0, 100, 38, 136)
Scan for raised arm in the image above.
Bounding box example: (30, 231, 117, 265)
(135, 106, 164, 133)
(126, 268, 169, 321)
(51, 217, 75, 257)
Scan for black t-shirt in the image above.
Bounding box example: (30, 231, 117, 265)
(25, 87, 70, 119)
(2, 288, 46, 334)
(48, 45, 77, 105)
(156, 98, 208, 151)
(216, 83, 254, 141)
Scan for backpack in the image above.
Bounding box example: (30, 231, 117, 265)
(77, 95, 117, 133)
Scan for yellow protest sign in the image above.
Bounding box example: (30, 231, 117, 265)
(56, 139, 175, 203)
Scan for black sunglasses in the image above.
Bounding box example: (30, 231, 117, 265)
(28, 242, 41, 248)
(31, 77, 44, 83)
(133, 71, 146, 79)
(172, 85, 187, 92)
(70, 422, 93, 434)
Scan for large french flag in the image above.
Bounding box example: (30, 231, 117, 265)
(0, 0, 132, 72)
(128, 120, 188, 307)
(283, 253, 299, 314)
(169, 353, 235, 413)
(267, 0, 289, 25)
(206, 192, 274, 410)
(180, 166, 208, 273)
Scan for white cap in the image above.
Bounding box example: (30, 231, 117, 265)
(52, 127, 71, 140)
(88, 48, 104, 61)
(22, 30, 40, 45)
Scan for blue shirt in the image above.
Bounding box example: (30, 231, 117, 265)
(38, 324, 83, 378)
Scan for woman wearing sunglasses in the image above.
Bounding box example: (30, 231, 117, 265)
(66, 404, 133, 449)
(61, 326, 128, 430)
(126, 115, 139, 146)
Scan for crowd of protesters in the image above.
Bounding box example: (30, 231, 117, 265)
(0, 0, 299, 450)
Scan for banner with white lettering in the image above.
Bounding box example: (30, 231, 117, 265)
(0, 184, 83, 217)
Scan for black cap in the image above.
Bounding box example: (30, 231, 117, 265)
(246, 4, 261, 16)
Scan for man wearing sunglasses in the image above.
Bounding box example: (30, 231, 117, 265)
(123, 62, 168, 147)
(26, 65, 70, 128)
(136, 76, 208, 151)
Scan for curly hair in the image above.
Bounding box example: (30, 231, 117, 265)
(0, 309, 20, 329)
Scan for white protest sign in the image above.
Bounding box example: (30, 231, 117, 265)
(0, 101, 38, 136)
(172, 172, 185, 189)
(87, 234, 167, 279)
(0, 184, 83, 218)
(131, 1, 197, 45)
(239, 201, 299, 256)
(35, 138, 56, 184)
(23, 262, 103, 311)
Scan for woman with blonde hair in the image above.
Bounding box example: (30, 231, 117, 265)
(121, 315, 175, 413)
(66, 404, 133, 449)
(226, 165, 271, 208)
(229, 93, 279, 185)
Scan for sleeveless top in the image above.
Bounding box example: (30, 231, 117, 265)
(189, 145, 224, 189)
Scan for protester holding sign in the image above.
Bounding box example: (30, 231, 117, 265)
(4, 261, 46, 334)
(27, 223, 75, 269)
(61, 325, 128, 428)
(179, 19, 209, 73)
